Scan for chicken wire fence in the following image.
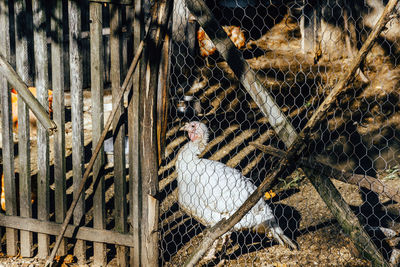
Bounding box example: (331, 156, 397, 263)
(159, 0, 400, 266)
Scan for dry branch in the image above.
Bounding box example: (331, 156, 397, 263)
(250, 143, 400, 204)
(184, 0, 399, 266)
(0, 53, 56, 134)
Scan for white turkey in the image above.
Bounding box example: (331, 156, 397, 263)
(176, 121, 297, 260)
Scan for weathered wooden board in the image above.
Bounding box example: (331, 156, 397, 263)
(0, 214, 134, 247)
(129, 0, 143, 265)
(14, 0, 32, 258)
(90, 2, 107, 265)
(0, 0, 18, 256)
(110, 4, 128, 266)
(68, 0, 86, 262)
(51, 0, 67, 256)
(33, 0, 51, 258)
(139, 1, 172, 265)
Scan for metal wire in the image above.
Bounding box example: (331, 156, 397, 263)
(161, 0, 400, 266)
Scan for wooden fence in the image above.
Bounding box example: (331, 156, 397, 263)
(0, 0, 166, 265)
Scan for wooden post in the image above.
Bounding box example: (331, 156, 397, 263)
(51, 0, 67, 256)
(90, 2, 106, 266)
(129, 0, 143, 265)
(110, 3, 128, 266)
(68, 0, 86, 262)
(139, 1, 172, 266)
(0, 0, 18, 257)
(33, 0, 51, 258)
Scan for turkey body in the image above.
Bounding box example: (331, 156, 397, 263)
(176, 141, 275, 231)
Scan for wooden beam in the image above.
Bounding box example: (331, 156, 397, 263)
(0, 54, 56, 134)
(0, 214, 134, 247)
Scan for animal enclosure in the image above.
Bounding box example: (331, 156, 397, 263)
(0, 0, 400, 266)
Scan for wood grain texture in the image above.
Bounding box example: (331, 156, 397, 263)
(110, 4, 128, 266)
(129, 0, 144, 265)
(90, 2, 107, 266)
(14, 0, 32, 257)
(68, 0, 86, 262)
(139, 1, 172, 266)
(33, 0, 50, 258)
(0, 214, 134, 247)
(0, 0, 18, 256)
(51, 0, 67, 256)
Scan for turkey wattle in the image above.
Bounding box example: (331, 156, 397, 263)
(176, 121, 297, 252)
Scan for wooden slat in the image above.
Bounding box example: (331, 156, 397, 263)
(68, 0, 86, 262)
(15, 0, 32, 257)
(33, 0, 50, 258)
(0, 0, 18, 256)
(110, 4, 128, 266)
(0, 214, 134, 247)
(140, 1, 172, 265)
(51, 0, 67, 256)
(90, 2, 106, 266)
(129, 0, 143, 265)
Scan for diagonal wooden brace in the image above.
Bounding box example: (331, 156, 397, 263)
(0, 53, 56, 135)
(183, 0, 400, 266)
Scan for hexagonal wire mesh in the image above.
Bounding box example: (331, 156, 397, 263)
(160, 0, 400, 265)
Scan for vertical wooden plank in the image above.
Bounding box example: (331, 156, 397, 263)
(33, 0, 50, 258)
(140, 1, 171, 265)
(129, 0, 143, 265)
(110, 4, 128, 266)
(68, 0, 86, 263)
(15, 0, 32, 258)
(90, 2, 106, 266)
(51, 0, 67, 256)
(0, 0, 18, 257)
